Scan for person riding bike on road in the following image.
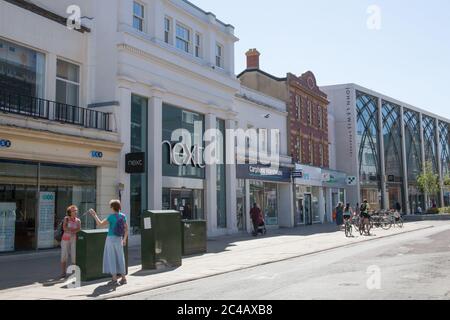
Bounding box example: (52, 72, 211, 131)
(360, 199, 371, 235)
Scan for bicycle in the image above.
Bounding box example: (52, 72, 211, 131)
(359, 214, 372, 236)
(344, 217, 353, 237)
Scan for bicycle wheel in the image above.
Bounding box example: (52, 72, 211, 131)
(352, 217, 360, 232)
(345, 224, 349, 237)
(396, 218, 404, 228)
(380, 218, 392, 230)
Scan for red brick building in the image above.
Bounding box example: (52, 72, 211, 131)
(238, 49, 330, 168)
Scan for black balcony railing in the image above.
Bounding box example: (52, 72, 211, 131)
(0, 88, 112, 131)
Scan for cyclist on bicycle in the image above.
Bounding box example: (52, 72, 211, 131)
(343, 203, 353, 224)
(360, 199, 371, 235)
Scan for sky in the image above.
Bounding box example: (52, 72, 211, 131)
(191, 0, 450, 119)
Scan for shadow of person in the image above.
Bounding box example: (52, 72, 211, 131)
(41, 278, 67, 287)
(87, 283, 118, 297)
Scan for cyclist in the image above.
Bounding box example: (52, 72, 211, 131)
(360, 199, 371, 235)
(343, 203, 353, 224)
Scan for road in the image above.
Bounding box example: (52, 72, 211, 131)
(117, 222, 450, 300)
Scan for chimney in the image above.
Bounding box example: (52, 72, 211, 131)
(246, 48, 260, 69)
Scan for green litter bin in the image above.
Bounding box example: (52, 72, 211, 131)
(181, 220, 207, 256)
(76, 229, 128, 282)
(141, 210, 182, 270)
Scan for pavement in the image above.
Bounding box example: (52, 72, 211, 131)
(0, 221, 438, 300)
(119, 221, 450, 300)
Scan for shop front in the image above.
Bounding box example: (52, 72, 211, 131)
(322, 169, 347, 223)
(294, 167, 347, 225)
(0, 126, 121, 253)
(236, 164, 292, 230)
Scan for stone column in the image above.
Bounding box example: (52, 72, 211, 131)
(225, 119, 238, 233)
(117, 83, 132, 220)
(147, 89, 164, 210)
(205, 113, 218, 235)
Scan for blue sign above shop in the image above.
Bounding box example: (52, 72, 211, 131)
(0, 139, 11, 148)
(236, 164, 291, 183)
(91, 151, 103, 158)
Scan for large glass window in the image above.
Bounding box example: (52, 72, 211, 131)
(357, 91, 381, 209)
(56, 59, 80, 106)
(130, 95, 148, 232)
(0, 38, 45, 98)
(0, 160, 96, 252)
(439, 121, 450, 177)
(423, 115, 438, 173)
(162, 104, 205, 179)
(404, 109, 422, 182)
(249, 181, 278, 226)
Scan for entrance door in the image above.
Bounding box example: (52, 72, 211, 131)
(170, 189, 194, 220)
(236, 196, 246, 231)
(295, 198, 304, 225)
(304, 194, 312, 225)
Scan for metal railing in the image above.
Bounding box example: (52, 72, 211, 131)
(0, 88, 112, 132)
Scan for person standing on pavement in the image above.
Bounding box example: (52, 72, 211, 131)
(335, 202, 344, 227)
(89, 200, 128, 286)
(60, 205, 81, 279)
(250, 203, 266, 236)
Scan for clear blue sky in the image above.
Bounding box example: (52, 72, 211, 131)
(191, 0, 450, 119)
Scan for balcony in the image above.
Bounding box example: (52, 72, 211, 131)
(0, 88, 112, 132)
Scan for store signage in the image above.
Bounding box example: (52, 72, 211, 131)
(38, 192, 55, 249)
(292, 170, 303, 178)
(125, 152, 146, 174)
(91, 151, 103, 158)
(294, 164, 322, 187)
(163, 141, 205, 168)
(0, 139, 11, 148)
(347, 176, 357, 186)
(0, 203, 16, 252)
(236, 164, 291, 182)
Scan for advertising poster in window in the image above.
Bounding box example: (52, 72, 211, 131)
(0, 203, 16, 252)
(38, 192, 55, 249)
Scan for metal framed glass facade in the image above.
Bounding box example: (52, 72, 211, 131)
(423, 115, 438, 173)
(382, 101, 404, 209)
(404, 109, 422, 181)
(439, 121, 450, 176)
(356, 91, 381, 209)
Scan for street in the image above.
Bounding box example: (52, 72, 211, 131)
(117, 222, 450, 300)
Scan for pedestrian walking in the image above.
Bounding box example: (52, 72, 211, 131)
(60, 205, 81, 279)
(89, 200, 128, 286)
(250, 203, 266, 236)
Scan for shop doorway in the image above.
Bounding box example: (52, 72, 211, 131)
(304, 194, 312, 225)
(388, 185, 402, 210)
(162, 188, 204, 220)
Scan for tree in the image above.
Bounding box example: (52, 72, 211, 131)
(417, 161, 440, 209)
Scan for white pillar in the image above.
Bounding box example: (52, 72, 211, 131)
(46, 53, 57, 120)
(225, 119, 238, 233)
(325, 188, 333, 223)
(400, 106, 410, 214)
(377, 98, 388, 209)
(117, 84, 132, 221)
(147, 90, 164, 210)
(118, 0, 133, 28)
(205, 113, 218, 235)
(319, 187, 326, 224)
